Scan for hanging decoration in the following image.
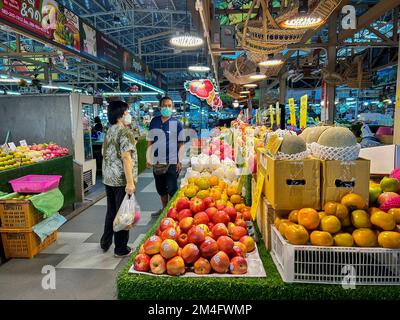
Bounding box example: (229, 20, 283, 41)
(184, 79, 217, 107)
(212, 96, 223, 111)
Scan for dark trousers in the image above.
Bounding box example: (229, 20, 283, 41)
(101, 185, 129, 255)
(153, 164, 178, 197)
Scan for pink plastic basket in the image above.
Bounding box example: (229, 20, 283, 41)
(9, 175, 62, 194)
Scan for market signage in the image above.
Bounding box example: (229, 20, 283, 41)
(96, 33, 124, 70)
(184, 79, 222, 111)
(0, 0, 80, 52)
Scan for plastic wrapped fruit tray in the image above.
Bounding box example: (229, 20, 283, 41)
(270, 226, 400, 285)
(9, 175, 62, 194)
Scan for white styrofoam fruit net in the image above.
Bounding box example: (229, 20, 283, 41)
(271, 149, 311, 160)
(310, 142, 361, 161)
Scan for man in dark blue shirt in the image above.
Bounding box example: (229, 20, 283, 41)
(147, 96, 185, 215)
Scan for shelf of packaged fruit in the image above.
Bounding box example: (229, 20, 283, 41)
(117, 192, 400, 300)
(0, 155, 75, 209)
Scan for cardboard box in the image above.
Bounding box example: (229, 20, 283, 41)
(321, 158, 370, 206)
(263, 155, 321, 210)
(256, 149, 267, 177)
(262, 200, 289, 251)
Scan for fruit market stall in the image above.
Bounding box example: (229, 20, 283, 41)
(117, 125, 400, 299)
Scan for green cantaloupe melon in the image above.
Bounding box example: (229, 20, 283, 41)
(299, 127, 313, 142)
(305, 126, 331, 144)
(279, 135, 307, 155)
(317, 127, 357, 147)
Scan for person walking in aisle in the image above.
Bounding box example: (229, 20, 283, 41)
(101, 101, 138, 257)
(146, 96, 185, 216)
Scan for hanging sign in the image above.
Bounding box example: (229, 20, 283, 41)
(289, 98, 296, 127)
(300, 94, 308, 129)
(184, 79, 216, 106)
(321, 81, 328, 121)
(276, 102, 280, 127)
(269, 105, 274, 128)
(212, 96, 223, 111)
(251, 172, 265, 221)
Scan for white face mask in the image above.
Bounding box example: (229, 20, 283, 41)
(123, 113, 132, 125)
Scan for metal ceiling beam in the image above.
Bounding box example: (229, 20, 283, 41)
(338, 0, 400, 43)
(170, 0, 176, 10)
(81, 8, 188, 18)
(366, 26, 397, 45)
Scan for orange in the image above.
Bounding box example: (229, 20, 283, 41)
(320, 215, 341, 234)
(221, 193, 229, 202)
(235, 204, 245, 212)
(226, 201, 234, 208)
(227, 186, 239, 197)
(278, 219, 294, 238)
(340, 215, 352, 227)
(209, 188, 222, 200)
(388, 208, 400, 224)
(274, 217, 281, 229)
(310, 231, 334, 246)
(196, 177, 210, 190)
(298, 208, 320, 230)
(333, 232, 354, 247)
(352, 228, 378, 247)
(288, 210, 299, 223)
(216, 199, 227, 207)
(341, 193, 366, 210)
(318, 211, 326, 220)
(196, 189, 210, 199)
(370, 211, 396, 231)
(285, 224, 309, 245)
(218, 181, 227, 191)
(209, 176, 219, 187)
(378, 231, 400, 249)
(230, 194, 242, 204)
(323, 202, 349, 219)
(351, 210, 371, 228)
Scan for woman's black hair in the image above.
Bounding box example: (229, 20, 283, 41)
(159, 96, 173, 107)
(107, 101, 128, 125)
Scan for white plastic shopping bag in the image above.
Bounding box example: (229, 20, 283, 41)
(113, 194, 141, 232)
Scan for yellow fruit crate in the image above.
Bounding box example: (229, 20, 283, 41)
(0, 228, 57, 259)
(0, 199, 43, 228)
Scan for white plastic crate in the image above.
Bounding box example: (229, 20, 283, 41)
(270, 226, 400, 285)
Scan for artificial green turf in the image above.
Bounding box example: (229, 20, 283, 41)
(117, 195, 400, 300)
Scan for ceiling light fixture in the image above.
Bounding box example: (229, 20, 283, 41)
(280, 0, 323, 29)
(232, 100, 239, 108)
(249, 67, 267, 81)
(188, 65, 210, 72)
(258, 58, 284, 67)
(243, 83, 258, 88)
(240, 90, 250, 94)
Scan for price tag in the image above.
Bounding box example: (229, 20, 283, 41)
(269, 105, 274, 128)
(8, 142, 16, 151)
(251, 172, 265, 221)
(300, 95, 308, 130)
(1, 144, 10, 154)
(19, 140, 28, 147)
(266, 135, 282, 156)
(276, 102, 280, 127)
(289, 98, 296, 127)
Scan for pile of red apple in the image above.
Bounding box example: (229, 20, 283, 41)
(202, 139, 235, 161)
(133, 196, 255, 276)
(29, 143, 69, 160)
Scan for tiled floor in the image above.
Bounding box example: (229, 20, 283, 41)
(0, 169, 174, 300)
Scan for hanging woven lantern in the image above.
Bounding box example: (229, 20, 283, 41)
(236, 0, 306, 56)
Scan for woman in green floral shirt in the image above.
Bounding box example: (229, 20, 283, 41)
(101, 101, 138, 257)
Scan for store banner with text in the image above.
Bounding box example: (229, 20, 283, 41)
(96, 33, 124, 70)
(300, 94, 308, 129)
(289, 98, 296, 127)
(0, 0, 80, 52)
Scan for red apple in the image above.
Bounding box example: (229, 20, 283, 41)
(207, 222, 215, 231)
(181, 243, 200, 264)
(178, 209, 193, 222)
(194, 257, 211, 274)
(234, 241, 248, 255)
(178, 233, 188, 247)
(212, 211, 230, 225)
(166, 256, 186, 276)
(224, 207, 237, 222)
(200, 238, 219, 259)
(150, 254, 166, 274)
(242, 210, 252, 221)
(229, 256, 248, 274)
(217, 235, 234, 253)
(160, 239, 179, 259)
(167, 208, 179, 221)
(231, 226, 247, 241)
(187, 226, 206, 245)
(216, 204, 225, 211)
(155, 228, 162, 237)
(227, 222, 235, 234)
(179, 217, 195, 233)
(143, 235, 162, 255)
(210, 251, 230, 273)
(194, 212, 209, 225)
(235, 219, 247, 229)
(240, 235, 256, 253)
(229, 245, 245, 258)
(205, 207, 218, 220)
(190, 197, 206, 214)
(133, 253, 151, 272)
(197, 224, 211, 237)
(161, 227, 180, 241)
(203, 196, 216, 208)
(159, 218, 176, 232)
(176, 197, 190, 212)
(212, 223, 229, 239)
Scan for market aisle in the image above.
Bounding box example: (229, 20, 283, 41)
(0, 169, 170, 300)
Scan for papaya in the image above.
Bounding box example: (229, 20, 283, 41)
(378, 231, 400, 248)
(370, 211, 396, 231)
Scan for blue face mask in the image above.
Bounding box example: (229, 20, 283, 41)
(161, 107, 172, 117)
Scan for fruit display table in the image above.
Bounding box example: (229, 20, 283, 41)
(0, 155, 75, 209)
(117, 195, 400, 300)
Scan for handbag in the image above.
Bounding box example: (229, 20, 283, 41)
(153, 163, 170, 175)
